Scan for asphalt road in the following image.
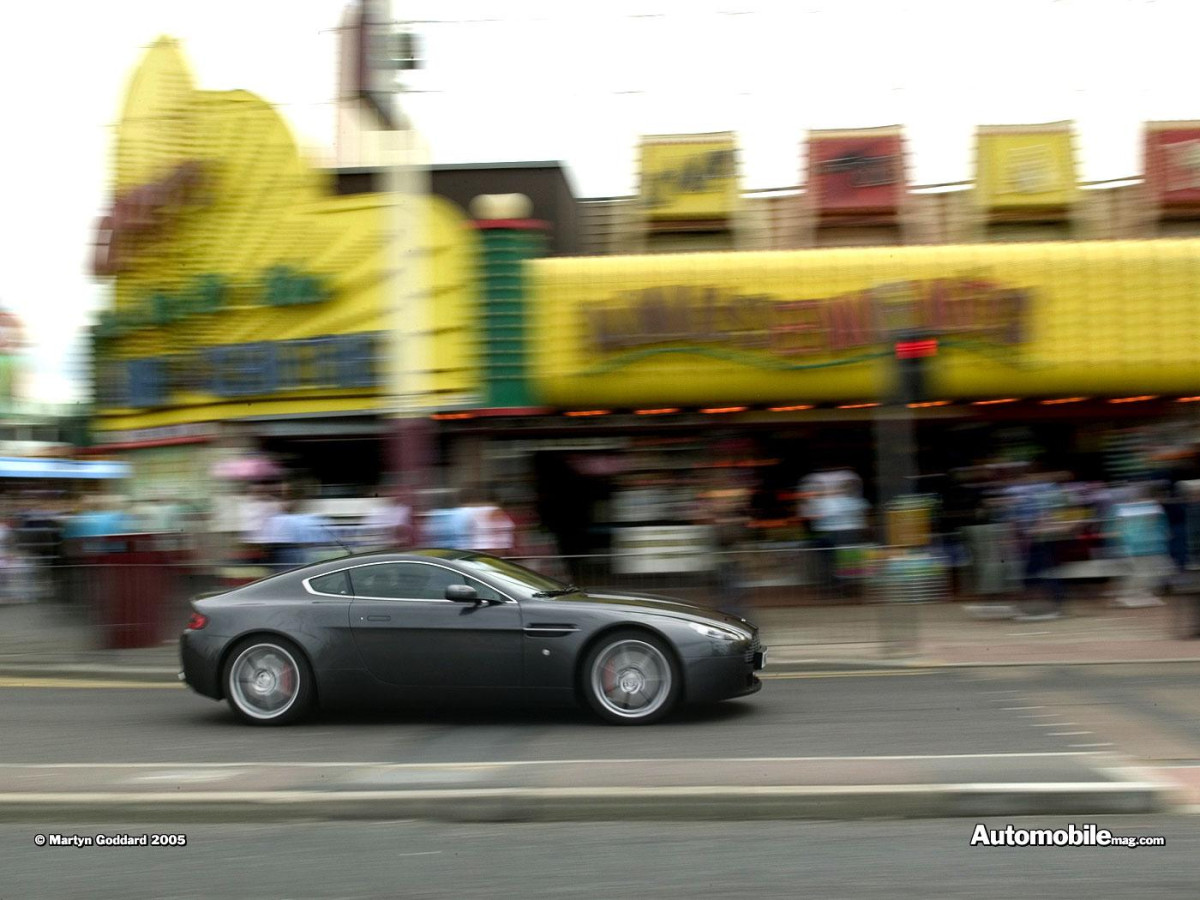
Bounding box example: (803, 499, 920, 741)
(7, 663, 1200, 765)
(0, 668, 1084, 765)
(2, 817, 1195, 899)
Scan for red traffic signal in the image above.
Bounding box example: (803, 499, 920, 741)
(894, 338, 938, 359)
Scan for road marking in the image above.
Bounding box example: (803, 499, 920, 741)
(1071, 743, 1115, 748)
(1022, 713, 1060, 718)
(0, 783, 1163, 807)
(0, 753, 1104, 769)
(132, 771, 248, 784)
(761, 669, 936, 679)
(1048, 732, 1092, 737)
(0, 677, 182, 690)
(1033, 722, 1076, 727)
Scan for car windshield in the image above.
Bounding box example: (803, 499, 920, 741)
(457, 554, 575, 596)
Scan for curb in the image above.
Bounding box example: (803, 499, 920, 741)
(0, 782, 1174, 823)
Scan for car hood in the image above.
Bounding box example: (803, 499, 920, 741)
(559, 589, 757, 633)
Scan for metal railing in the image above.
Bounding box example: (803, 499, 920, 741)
(0, 537, 952, 653)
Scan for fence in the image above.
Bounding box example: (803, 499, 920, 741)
(0, 537, 951, 652)
(0, 533, 211, 649)
(510, 543, 950, 652)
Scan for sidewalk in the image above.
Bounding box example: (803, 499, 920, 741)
(0, 592, 1198, 679)
(0, 755, 1171, 823)
(754, 598, 1200, 667)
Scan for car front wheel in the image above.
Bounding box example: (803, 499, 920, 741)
(582, 630, 680, 725)
(222, 637, 313, 725)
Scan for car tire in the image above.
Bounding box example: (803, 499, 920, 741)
(581, 630, 681, 725)
(222, 636, 314, 726)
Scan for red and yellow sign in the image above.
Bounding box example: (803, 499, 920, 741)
(638, 133, 739, 222)
(1145, 121, 1200, 207)
(530, 240, 1200, 406)
(974, 123, 1079, 211)
(806, 127, 906, 215)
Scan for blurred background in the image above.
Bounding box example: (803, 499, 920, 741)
(3, 0, 1200, 648)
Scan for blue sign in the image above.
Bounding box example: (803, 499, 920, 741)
(96, 332, 382, 409)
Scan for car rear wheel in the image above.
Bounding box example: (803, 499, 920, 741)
(582, 630, 680, 725)
(222, 637, 313, 726)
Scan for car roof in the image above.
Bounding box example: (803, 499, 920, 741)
(300, 548, 478, 575)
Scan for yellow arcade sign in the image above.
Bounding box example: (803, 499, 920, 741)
(91, 37, 480, 431)
(530, 239, 1200, 406)
(638, 134, 739, 222)
(974, 123, 1079, 210)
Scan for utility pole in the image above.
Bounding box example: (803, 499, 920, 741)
(352, 0, 429, 534)
(873, 285, 937, 546)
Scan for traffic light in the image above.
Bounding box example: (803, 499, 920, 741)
(893, 335, 937, 405)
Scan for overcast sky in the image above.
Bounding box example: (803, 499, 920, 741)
(0, 0, 1195, 404)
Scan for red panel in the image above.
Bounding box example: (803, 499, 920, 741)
(1145, 126, 1200, 206)
(807, 132, 906, 214)
(895, 339, 938, 359)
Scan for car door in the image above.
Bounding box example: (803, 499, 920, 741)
(347, 560, 523, 692)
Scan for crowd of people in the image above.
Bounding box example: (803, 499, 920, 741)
(784, 459, 1199, 616)
(951, 463, 1193, 619)
(3, 450, 1198, 614)
(0, 490, 199, 604)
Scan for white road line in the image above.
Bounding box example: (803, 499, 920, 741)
(1032, 722, 1076, 727)
(0, 783, 1164, 806)
(0, 753, 1105, 769)
(1022, 713, 1060, 718)
(1070, 743, 1115, 749)
(761, 670, 935, 679)
(0, 678, 181, 690)
(1048, 732, 1092, 737)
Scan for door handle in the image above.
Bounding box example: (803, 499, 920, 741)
(364, 615, 392, 622)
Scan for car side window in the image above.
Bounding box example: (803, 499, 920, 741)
(308, 570, 351, 596)
(349, 563, 460, 601)
(465, 575, 505, 603)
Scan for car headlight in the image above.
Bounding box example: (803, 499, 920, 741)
(688, 622, 747, 641)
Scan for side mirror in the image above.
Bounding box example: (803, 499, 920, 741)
(445, 584, 478, 603)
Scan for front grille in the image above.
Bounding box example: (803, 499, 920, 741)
(744, 635, 762, 666)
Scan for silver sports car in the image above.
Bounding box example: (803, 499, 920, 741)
(180, 549, 766, 725)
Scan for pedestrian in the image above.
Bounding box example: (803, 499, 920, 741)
(361, 488, 413, 551)
(1109, 482, 1172, 608)
(468, 495, 516, 556)
(706, 485, 749, 616)
(240, 482, 284, 565)
(422, 488, 470, 549)
(811, 474, 870, 599)
(1012, 471, 1072, 621)
(797, 470, 837, 594)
